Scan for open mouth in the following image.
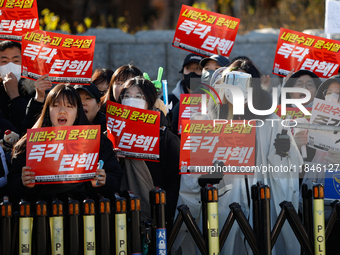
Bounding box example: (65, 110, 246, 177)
(299, 94, 306, 98)
(58, 117, 67, 125)
(84, 108, 88, 115)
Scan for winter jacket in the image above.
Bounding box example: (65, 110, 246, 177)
(7, 134, 123, 211)
(0, 79, 35, 132)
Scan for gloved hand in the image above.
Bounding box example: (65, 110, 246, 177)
(294, 129, 308, 150)
(324, 150, 340, 164)
(274, 130, 290, 157)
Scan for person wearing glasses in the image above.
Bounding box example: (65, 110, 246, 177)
(281, 69, 322, 107)
(117, 77, 181, 236)
(295, 75, 340, 164)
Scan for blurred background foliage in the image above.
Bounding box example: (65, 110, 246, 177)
(38, 0, 325, 34)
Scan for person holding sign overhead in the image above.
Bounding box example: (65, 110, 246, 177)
(7, 84, 123, 211)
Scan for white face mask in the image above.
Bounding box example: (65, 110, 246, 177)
(0, 62, 21, 81)
(325, 93, 340, 104)
(122, 98, 146, 109)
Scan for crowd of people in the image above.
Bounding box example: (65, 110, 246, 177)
(0, 38, 340, 254)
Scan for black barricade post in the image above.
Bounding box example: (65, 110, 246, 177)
(219, 205, 235, 251)
(50, 200, 63, 255)
(121, 190, 142, 255)
(325, 200, 340, 241)
(152, 187, 167, 255)
(149, 189, 157, 255)
(99, 198, 111, 255)
(167, 207, 184, 253)
(302, 184, 314, 240)
(68, 199, 80, 255)
(259, 185, 271, 255)
(19, 200, 33, 255)
(279, 201, 313, 255)
(114, 194, 127, 255)
(0, 196, 12, 255)
(177, 204, 208, 255)
(229, 202, 260, 255)
(83, 199, 96, 255)
(313, 184, 325, 255)
(201, 185, 209, 247)
(251, 184, 260, 240)
(35, 201, 48, 255)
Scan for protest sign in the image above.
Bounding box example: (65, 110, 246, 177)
(308, 98, 340, 152)
(106, 100, 160, 161)
(178, 93, 209, 134)
(273, 28, 340, 79)
(275, 105, 312, 120)
(325, 0, 340, 34)
(0, 0, 39, 42)
(26, 125, 100, 184)
(21, 30, 95, 84)
(179, 120, 256, 174)
(172, 4, 239, 57)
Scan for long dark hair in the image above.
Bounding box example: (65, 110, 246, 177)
(226, 59, 273, 120)
(117, 77, 157, 111)
(13, 84, 90, 157)
(91, 68, 114, 86)
(103, 64, 143, 104)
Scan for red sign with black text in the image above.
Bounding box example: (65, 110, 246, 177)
(273, 28, 340, 79)
(21, 30, 96, 84)
(106, 100, 160, 161)
(180, 120, 256, 174)
(0, 0, 39, 42)
(26, 125, 100, 185)
(173, 5, 239, 57)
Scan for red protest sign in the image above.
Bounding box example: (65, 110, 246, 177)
(106, 100, 160, 161)
(275, 106, 312, 120)
(21, 30, 96, 84)
(172, 5, 239, 57)
(26, 125, 101, 185)
(0, 0, 39, 42)
(179, 120, 256, 174)
(178, 93, 209, 134)
(273, 28, 340, 79)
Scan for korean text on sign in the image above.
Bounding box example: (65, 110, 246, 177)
(26, 125, 101, 184)
(21, 30, 95, 84)
(173, 5, 239, 57)
(0, 0, 39, 42)
(273, 28, 340, 79)
(106, 100, 161, 161)
(308, 98, 340, 152)
(178, 94, 210, 134)
(179, 120, 256, 174)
